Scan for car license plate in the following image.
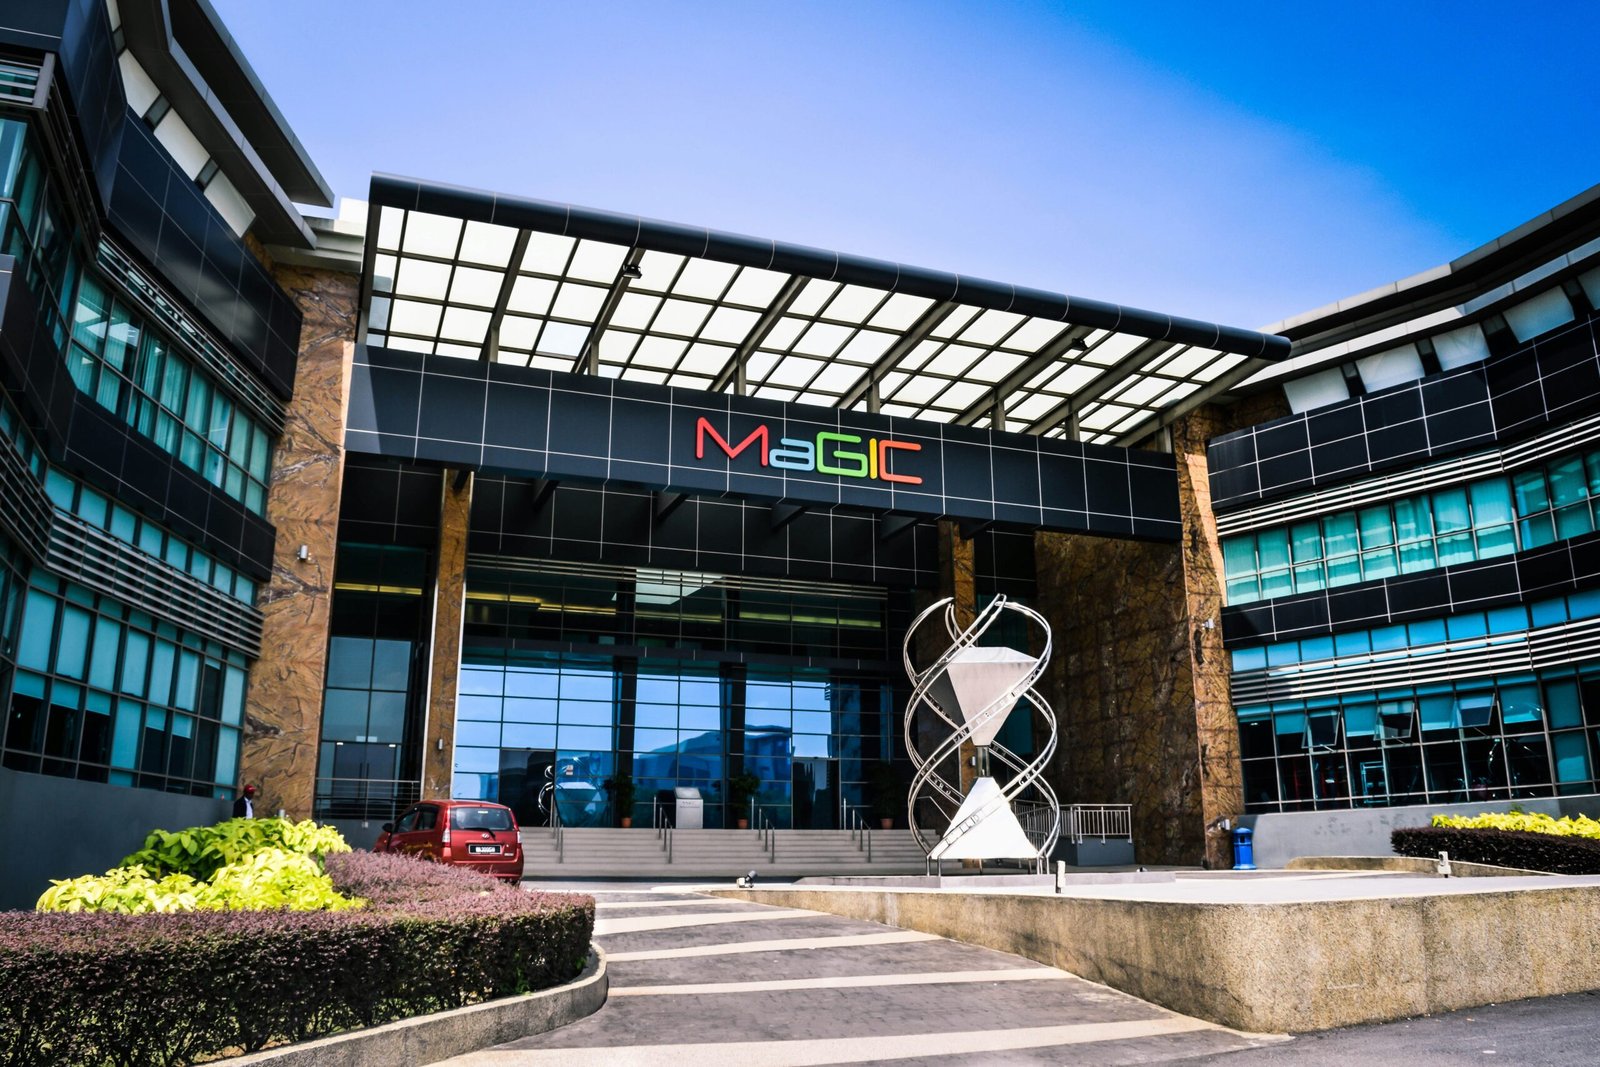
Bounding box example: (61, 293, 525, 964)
(468, 844, 500, 854)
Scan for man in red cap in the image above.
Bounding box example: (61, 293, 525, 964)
(232, 784, 258, 820)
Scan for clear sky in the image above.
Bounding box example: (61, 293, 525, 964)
(212, 0, 1599, 330)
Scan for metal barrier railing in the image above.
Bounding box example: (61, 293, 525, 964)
(312, 778, 422, 823)
(657, 813, 673, 864)
(552, 793, 565, 863)
(1067, 803, 1133, 844)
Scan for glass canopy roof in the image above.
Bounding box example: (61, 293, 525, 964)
(360, 176, 1290, 446)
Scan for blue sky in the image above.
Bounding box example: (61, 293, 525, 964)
(213, 1, 1599, 329)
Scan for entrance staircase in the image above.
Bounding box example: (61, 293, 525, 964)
(520, 826, 930, 879)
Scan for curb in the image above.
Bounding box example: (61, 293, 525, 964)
(222, 944, 608, 1066)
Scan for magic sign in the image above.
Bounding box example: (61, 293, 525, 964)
(696, 417, 924, 485)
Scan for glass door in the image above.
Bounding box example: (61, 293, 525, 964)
(792, 757, 840, 829)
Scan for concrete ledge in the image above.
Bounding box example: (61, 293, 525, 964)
(1286, 855, 1552, 877)
(710, 885, 1600, 1033)
(798, 871, 1175, 888)
(222, 945, 607, 1066)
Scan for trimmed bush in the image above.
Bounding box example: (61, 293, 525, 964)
(121, 817, 351, 881)
(39, 818, 361, 914)
(3, 853, 593, 1066)
(1431, 811, 1600, 839)
(1392, 824, 1600, 874)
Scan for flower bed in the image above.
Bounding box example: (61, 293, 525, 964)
(2, 850, 593, 1066)
(1391, 824, 1600, 874)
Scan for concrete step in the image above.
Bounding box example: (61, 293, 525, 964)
(517, 827, 931, 877)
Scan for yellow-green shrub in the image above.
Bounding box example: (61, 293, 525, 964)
(1431, 811, 1600, 838)
(121, 816, 351, 881)
(38, 849, 362, 913)
(35, 865, 204, 914)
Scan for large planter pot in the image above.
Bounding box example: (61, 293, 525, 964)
(736, 818, 749, 830)
(879, 817, 894, 830)
(620, 816, 633, 828)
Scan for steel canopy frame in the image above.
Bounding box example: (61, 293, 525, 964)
(362, 173, 1290, 445)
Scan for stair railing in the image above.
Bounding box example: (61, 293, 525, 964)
(551, 797, 565, 864)
(657, 813, 673, 864)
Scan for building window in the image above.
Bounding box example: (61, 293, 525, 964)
(1222, 445, 1600, 605)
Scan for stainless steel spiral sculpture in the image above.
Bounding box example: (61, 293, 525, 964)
(903, 595, 1059, 866)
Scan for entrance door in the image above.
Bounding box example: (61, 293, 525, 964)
(792, 758, 840, 829)
(328, 741, 400, 819)
(499, 748, 556, 828)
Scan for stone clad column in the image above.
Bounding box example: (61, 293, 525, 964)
(421, 470, 472, 800)
(242, 263, 357, 820)
(909, 521, 978, 832)
(1172, 409, 1245, 870)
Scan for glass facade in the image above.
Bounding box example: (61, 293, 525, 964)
(2, 117, 273, 518)
(314, 545, 431, 819)
(1222, 446, 1600, 604)
(0, 560, 247, 795)
(0, 116, 269, 801)
(68, 273, 273, 513)
(1232, 589, 1600, 813)
(1237, 666, 1600, 813)
(453, 562, 898, 829)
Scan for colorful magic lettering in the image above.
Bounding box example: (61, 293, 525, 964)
(695, 417, 923, 485)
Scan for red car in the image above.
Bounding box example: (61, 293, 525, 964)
(376, 800, 525, 882)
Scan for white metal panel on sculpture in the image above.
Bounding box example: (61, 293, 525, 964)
(903, 596, 1059, 867)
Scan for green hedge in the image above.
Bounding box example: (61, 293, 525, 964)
(1391, 824, 1600, 874)
(2, 852, 593, 1066)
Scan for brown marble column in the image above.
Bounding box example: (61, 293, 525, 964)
(907, 522, 979, 843)
(1172, 408, 1244, 869)
(422, 470, 473, 799)
(241, 264, 357, 820)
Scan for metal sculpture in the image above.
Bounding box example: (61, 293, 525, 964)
(903, 595, 1059, 867)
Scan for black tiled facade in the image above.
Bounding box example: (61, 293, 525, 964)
(1209, 311, 1600, 509)
(349, 344, 1185, 542)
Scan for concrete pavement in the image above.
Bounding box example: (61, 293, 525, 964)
(437, 887, 1281, 1065)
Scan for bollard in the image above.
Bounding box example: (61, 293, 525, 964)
(1231, 826, 1257, 871)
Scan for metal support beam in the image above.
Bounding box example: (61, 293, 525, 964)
(573, 247, 645, 374)
(839, 301, 961, 410)
(952, 325, 1093, 427)
(654, 491, 688, 523)
(770, 502, 806, 531)
(712, 275, 809, 393)
(524, 477, 560, 518)
(878, 513, 919, 541)
(481, 229, 533, 363)
(1025, 339, 1177, 437)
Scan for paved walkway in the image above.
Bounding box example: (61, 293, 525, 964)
(439, 887, 1281, 1066)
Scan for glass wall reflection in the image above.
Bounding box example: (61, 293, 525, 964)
(452, 562, 898, 828)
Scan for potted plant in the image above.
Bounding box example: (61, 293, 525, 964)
(728, 771, 761, 829)
(867, 761, 901, 830)
(603, 772, 637, 828)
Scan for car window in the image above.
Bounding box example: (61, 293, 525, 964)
(452, 806, 514, 831)
(393, 808, 420, 833)
(416, 805, 439, 831)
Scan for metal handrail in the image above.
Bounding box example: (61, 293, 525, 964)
(551, 795, 565, 863)
(1067, 803, 1133, 844)
(311, 777, 422, 823)
(657, 814, 674, 864)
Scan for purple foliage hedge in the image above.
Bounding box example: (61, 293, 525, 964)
(0, 851, 594, 1067)
(1392, 825, 1600, 874)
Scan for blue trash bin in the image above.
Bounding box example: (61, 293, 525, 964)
(1231, 826, 1257, 871)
